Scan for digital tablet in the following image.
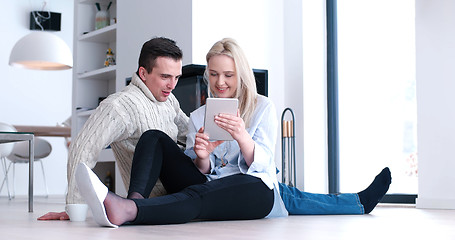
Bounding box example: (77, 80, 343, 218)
(204, 98, 239, 141)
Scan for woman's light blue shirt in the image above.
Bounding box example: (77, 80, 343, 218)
(184, 95, 288, 218)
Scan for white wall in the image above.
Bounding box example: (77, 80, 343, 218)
(116, 0, 193, 85)
(282, 0, 305, 189)
(301, 1, 328, 193)
(0, 0, 73, 197)
(416, 0, 455, 209)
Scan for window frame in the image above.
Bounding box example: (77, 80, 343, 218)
(326, 0, 417, 204)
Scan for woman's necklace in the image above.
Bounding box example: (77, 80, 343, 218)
(219, 143, 229, 167)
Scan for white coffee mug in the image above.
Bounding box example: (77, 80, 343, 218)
(65, 204, 88, 222)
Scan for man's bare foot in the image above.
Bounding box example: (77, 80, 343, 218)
(104, 192, 138, 225)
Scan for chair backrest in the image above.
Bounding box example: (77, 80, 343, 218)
(0, 122, 17, 158)
(9, 137, 52, 162)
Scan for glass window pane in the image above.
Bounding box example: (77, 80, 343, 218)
(338, 0, 417, 194)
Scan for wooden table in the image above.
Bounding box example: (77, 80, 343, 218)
(13, 125, 71, 137)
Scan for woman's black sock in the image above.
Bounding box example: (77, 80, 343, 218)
(357, 167, 392, 214)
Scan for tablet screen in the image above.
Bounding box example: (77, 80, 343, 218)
(203, 98, 239, 141)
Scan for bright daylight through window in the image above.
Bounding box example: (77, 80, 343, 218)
(337, 0, 417, 195)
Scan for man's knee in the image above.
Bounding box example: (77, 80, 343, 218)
(140, 129, 167, 141)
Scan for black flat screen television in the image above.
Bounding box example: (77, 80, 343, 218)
(173, 64, 268, 116)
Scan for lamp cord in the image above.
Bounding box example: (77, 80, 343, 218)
(32, 1, 51, 31)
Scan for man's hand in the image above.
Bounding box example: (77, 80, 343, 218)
(37, 211, 69, 221)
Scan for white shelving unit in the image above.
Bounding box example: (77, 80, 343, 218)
(72, 0, 124, 195)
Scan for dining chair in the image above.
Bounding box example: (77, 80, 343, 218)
(0, 122, 17, 199)
(6, 137, 52, 198)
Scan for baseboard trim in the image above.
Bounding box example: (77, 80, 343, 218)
(416, 197, 455, 209)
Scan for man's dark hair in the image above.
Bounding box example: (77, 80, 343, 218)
(136, 37, 183, 75)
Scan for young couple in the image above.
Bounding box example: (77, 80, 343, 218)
(40, 37, 392, 227)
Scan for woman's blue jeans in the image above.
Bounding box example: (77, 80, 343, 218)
(279, 183, 364, 215)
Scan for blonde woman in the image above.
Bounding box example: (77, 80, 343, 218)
(187, 38, 391, 216)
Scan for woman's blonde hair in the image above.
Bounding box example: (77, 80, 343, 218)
(204, 38, 257, 127)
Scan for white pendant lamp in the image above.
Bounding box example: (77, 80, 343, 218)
(9, 31, 73, 70)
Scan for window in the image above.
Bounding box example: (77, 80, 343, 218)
(336, 0, 417, 197)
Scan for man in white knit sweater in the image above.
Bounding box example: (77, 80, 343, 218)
(38, 37, 189, 221)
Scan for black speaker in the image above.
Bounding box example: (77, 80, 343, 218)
(30, 11, 61, 31)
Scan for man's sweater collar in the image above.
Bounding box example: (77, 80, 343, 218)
(131, 73, 160, 103)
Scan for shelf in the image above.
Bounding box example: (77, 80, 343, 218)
(98, 148, 115, 162)
(78, 65, 116, 80)
(79, 24, 116, 43)
(79, 0, 113, 5)
(76, 109, 95, 117)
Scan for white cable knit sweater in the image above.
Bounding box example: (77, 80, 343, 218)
(66, 73, 189, 204)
